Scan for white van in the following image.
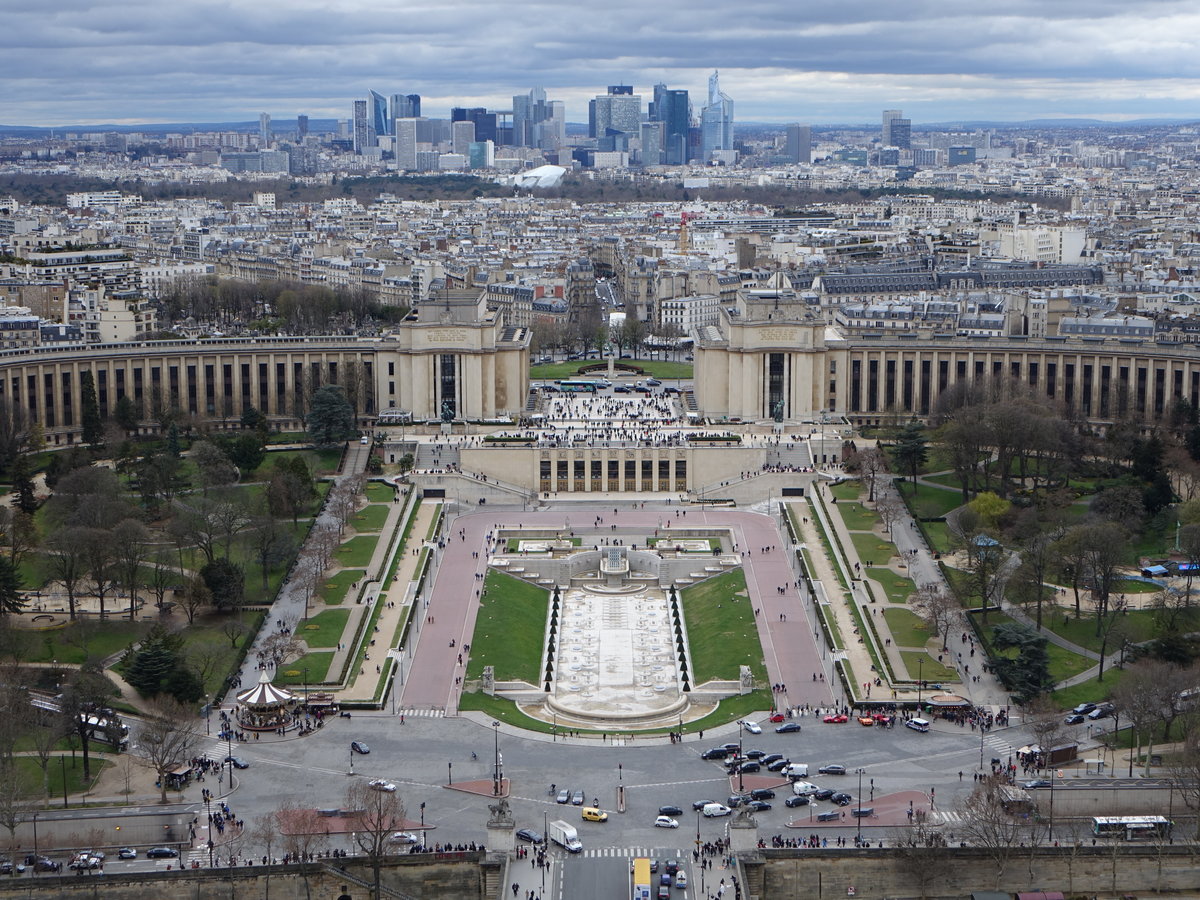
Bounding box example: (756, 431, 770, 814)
(782, 763, 809, 778)
(791, 781, 820, 796)
(906, 717, 930, 733)
(702, 803, 732, 818)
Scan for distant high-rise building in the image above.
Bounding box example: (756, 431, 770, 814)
(785, 124, 811, 164)
(881, 109, 910, 148)
(259, 113, 271, 146)
(589, 86, 641, 140)
(451, 108, 497, 144)
(390, 93, 420, 134)
(512, 86, 562, 148)
(296, 115, 309, 140)
(640, 121, 663, 166)
(700, 71, 734, 162)
(468, 141, 494, 169)
(452, 120, 476, 157)
(651, 84, 690, 165)
(369, 90, 390, 137)
(352, 100, 372, 154)
(395, 118, 419, 170)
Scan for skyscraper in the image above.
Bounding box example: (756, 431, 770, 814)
(451, 108, 497, 144)
(651, 84, 690, 165)
(296, 115, 309, 140)
(395, 118, 418, 170)
(589, 86, 641, 140)
(352, 100, 372, 154)
(513, 86, 561, 148)
(785, 124, 811, 164)
(640, 122, 663, 166)
(881, 109, 910, 148)
(700, 71, 734, 162)
(369, 90, 390, 137)
(452, 120, 476, 157)
(390, 93, 420, 134)
(259, 113, 271, 146)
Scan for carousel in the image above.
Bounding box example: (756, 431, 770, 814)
(235, 670, 300, 733)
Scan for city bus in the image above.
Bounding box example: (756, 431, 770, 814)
(556, 379, 601, 393)
(631, 857, 650, 900)
(1091, 815, 1172, 840)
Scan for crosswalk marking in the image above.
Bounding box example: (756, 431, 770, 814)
(934, 811, 963, 825)
(577, 847, 688, 859)
(396, 708, 445, 718)
(196, 738, 238, 764)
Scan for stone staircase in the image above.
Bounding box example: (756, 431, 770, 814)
(767, 442, 813, 469)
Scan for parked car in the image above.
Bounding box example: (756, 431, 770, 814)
(775, 722, 802, 734)
(813, 789, 835, 801)
(700, 748, 730, 760)
(785, 795, 810, 808)
(740, 720, 763, 735)
(516, 828, 543, 844)
(746, 800, 772, 812)
(351, 741, 370, 754)
(24, 854, 60, 872)
(581, 807, 608, 822)
(146, 847, 179, 859)
(692, 799, 715, 811)
(766, 759, 791, 772)
(1088, 705, 1113, 721)
(388, 832, 419, 844)
(822, 714, 848, 724)
(831, 792, 853, 806)
(818, 765, 847, 775)
(571, 789, 585, 805)
(654, 815, 679, 829)
(750, 788, 776, 800)
(117, 848, 137, 859)
(857, 716, 875, 726)
(744, 749, 766, 759)
(1073, 702, 1098, 715)
(659, 805, 683, 816)
(225, 755, 249, 769)
(1065, 714, 1086, 725)
(556, 788, 571, 804)
(768, 713, 785, 723)
(368, 779, 397, 792)
(735, 761, 761, 774)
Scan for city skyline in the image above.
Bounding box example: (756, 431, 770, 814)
(5, 0, 1200, 127)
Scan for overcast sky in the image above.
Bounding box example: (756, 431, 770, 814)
(6, 0, 1200, 127)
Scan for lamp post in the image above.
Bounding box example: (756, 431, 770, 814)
(492, 721, 501, 796)
(1049, 770, 1057, 842)
(31, 812, 37, 857)
(349, 745, 354, 776)
(205, 696, 211, 736)
(60, 755, 68, 807)
(420, 802, 425, 830)
(917, 657, 924, 707)
(227, 730, 234, 788)
(855, 768, 865, 843)
(980, 731, 985, 771)
(302, 667, 309, 709)
(448, 762, 452, 785)
(737, 733, 745, 794)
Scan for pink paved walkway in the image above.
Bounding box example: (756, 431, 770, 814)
(399, 508, 836, 713)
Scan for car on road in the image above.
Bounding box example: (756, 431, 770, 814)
(831, 793, 853, 806)
(768, 713, 786, 723)
(664, 860, 679, 875)
(368, 779, 397, 792)
(117, 848, 137, 859)
(614, 385, 632, 393)
(740, 720, 763, 734)
(675, 871, 688, 889)
(1023, 779, 1053, 789)
(0, 861, 14, 875)
(70, 854, 101, 870)
(1065, 714, 1086, 725)
(775, 722, 802, 734)
(659, 805, 683, 816)
(702, 803, 732, 817)
(225, 756, 250, 769)
(744, 749, 766, 759)
(645, 378, 662, 386)
(571, 789, 585, 806)
(766, 759, 791, 772)
(146, 847, 179, 859)
(654, 815, 679, 828)
(581, 807, 608, 822)
(556, 788, 571, 804)
(822, 714, 848, 724)
(813, 789, 836, 801)
(785, 795, 809, 808)
(351, 741, 370, 754)
(791, 781, 820, 796)
(24, 854, 60, 872)
(1088, 705, 1113, 720)
(857, 716, 875, 726)
(692, 799, 714, 811)
(746, 800, 772, 812)
(818, 765, 847, 776)
(761, 753, 784, 765)
(1073, 702, 1098, 715)
(735, 761, 761, 774)
(720, 743, 741, 752)
(516, 828, 543, 844)
(657, 885, 671, 900)
(906, 718, 931, 733)
(700, 748, 730, 760)
(750, 788, 776, 800)
(388, 832, 419, 844)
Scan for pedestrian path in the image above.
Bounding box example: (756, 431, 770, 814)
(579, 846, 689, 859)
(394, 707, 445, 718)
(195, 737, 238, 764)
(933, 810, 964, 826)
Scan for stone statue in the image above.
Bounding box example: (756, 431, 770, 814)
(739, 664, 753, 695)
(771, 398, 784, 423)
(482, 665, 495, 696)
(441, 399, 454, 423)
(487, 798, 513, 826)
(733, 804, 757, 826)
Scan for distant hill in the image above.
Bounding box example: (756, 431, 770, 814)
(0, 120, 342, 137)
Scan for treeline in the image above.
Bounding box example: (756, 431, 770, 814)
(159, 277, 409, 333)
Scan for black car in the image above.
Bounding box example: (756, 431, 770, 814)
(1024, 779, 1053, 789)
(818, 765, 847, 775)
(736, 761, 761, 774)
(659, 805, 683, 817)
(724, 757, 748, 771)
(516, 828, 544, 844)
(726, 795, 743, 808)
(700, 748, 729, 760)
(750, 788, 776, 800)
(664, 860, 679, 876)
(813, 789, 835, 801)
(785, 795, 809, 808)
(831, 793, 853, 806)
(649, 858, 659, 872)
(24, 854, 60, 872)
(746, 800, 772, 812)
(761, 754, 784, 766)
(744, 749, 766, 759)
(351, 740, 370, 754)
(766, 759, 790, 772)
(0, 860, 12, 875)
(225, 756, 250, 769)
(1064, 714, 1086, 725)
(775, 722, 802, 734)
(720, 743, 740, 753)
(146, 847, 179, 859)
(692, 799, 714, 811)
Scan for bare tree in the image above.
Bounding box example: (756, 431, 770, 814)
(1166, 721, 1200, 838)
(0, 759, 31, 858)
(46, 527, 88, 620)
(259, 632, 302, 669)
(179, 575, 212, 625)
(876, 494, 903, 535)
(1025, 696, 1069, 759)
(276, 799, 330, 900)
(112, 518, 150, 620)
(957, 776, 1024, 887)
(911, 583, 958, 652)
(221, 617, 247, 649)
(346, 779, 406, 900)
(849, 445, 886, 502)
(888, 822, 950, 898)
(136, 697, 204, 803)
(81, 526, 118, 620)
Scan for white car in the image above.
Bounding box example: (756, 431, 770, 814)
(654, 815, 679, 829)
(791, 781, 820, 796)
(702, 803, 732, 817)
(388, 832, 419, 844)
(739, 720, 762, 735)
(369, 779, 397, 792)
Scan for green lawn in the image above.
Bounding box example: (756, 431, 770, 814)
(274, 651, 334, 685)
(900, 651, 959, 683)
(850, 532, 896, 566)
(680, 569, 766, 685)
(883, 608, 933, 648)
(182, 611, 266, 696)
(351, 504, 390, 532)
(21, 619, 153, 665)
(1041, 608, 1158, 654)
(253, 446, 344, 477)
(867, 567, 917, 604)
(897, 480, 963, 519)
(1116, 578, 1163, 594)
(335, 535, 379, 569)
(529, 360, 694, 380)
(923, 521, 955, 555)
(830, 481, 861, 502)
(321, 569, 366, 604)
(466, 570, 550, 684)
(299, 609, 351, 648)
(1046, 643, 1096, 684)
(1052, 667, 1128, 709)
(365, 481, 396, 503)
(14, 755, 110, 800)
(922, 472, 967, 490)
(837, 502, 879, 532)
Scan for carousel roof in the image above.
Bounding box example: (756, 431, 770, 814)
(237, 669, 297, 708)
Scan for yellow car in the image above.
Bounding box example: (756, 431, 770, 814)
(581, 807, 609, 822)
(857, 716, 875, 727)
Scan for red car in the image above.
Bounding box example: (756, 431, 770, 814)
(769, 713, 786, 723)
(822, 714, 849, 724)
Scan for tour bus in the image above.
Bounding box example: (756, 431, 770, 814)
(1091, 815, 1172, 840)
(556, 379, 600, 393)
(631, 857, 651, 899)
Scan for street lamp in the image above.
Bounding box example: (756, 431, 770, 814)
(302, 667, 309, 708)
(917, 657, 924, 708)
(420, 802, 425, 830)
(205, 696, 211, 736)
(737, 733, 745, 794)
(226, 730, 234, 789)
(492, 721, 501, 796)
(855, 768, 865, 844)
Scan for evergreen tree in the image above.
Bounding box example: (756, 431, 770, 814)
(306, 384, 356, 446)
(9, 453, 36, 515)
(113, 395, 139, 434)
(80, 371, 104, 448)
(0, 557, 23, 614)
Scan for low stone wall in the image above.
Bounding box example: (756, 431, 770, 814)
(753, 844, 1200, 900)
